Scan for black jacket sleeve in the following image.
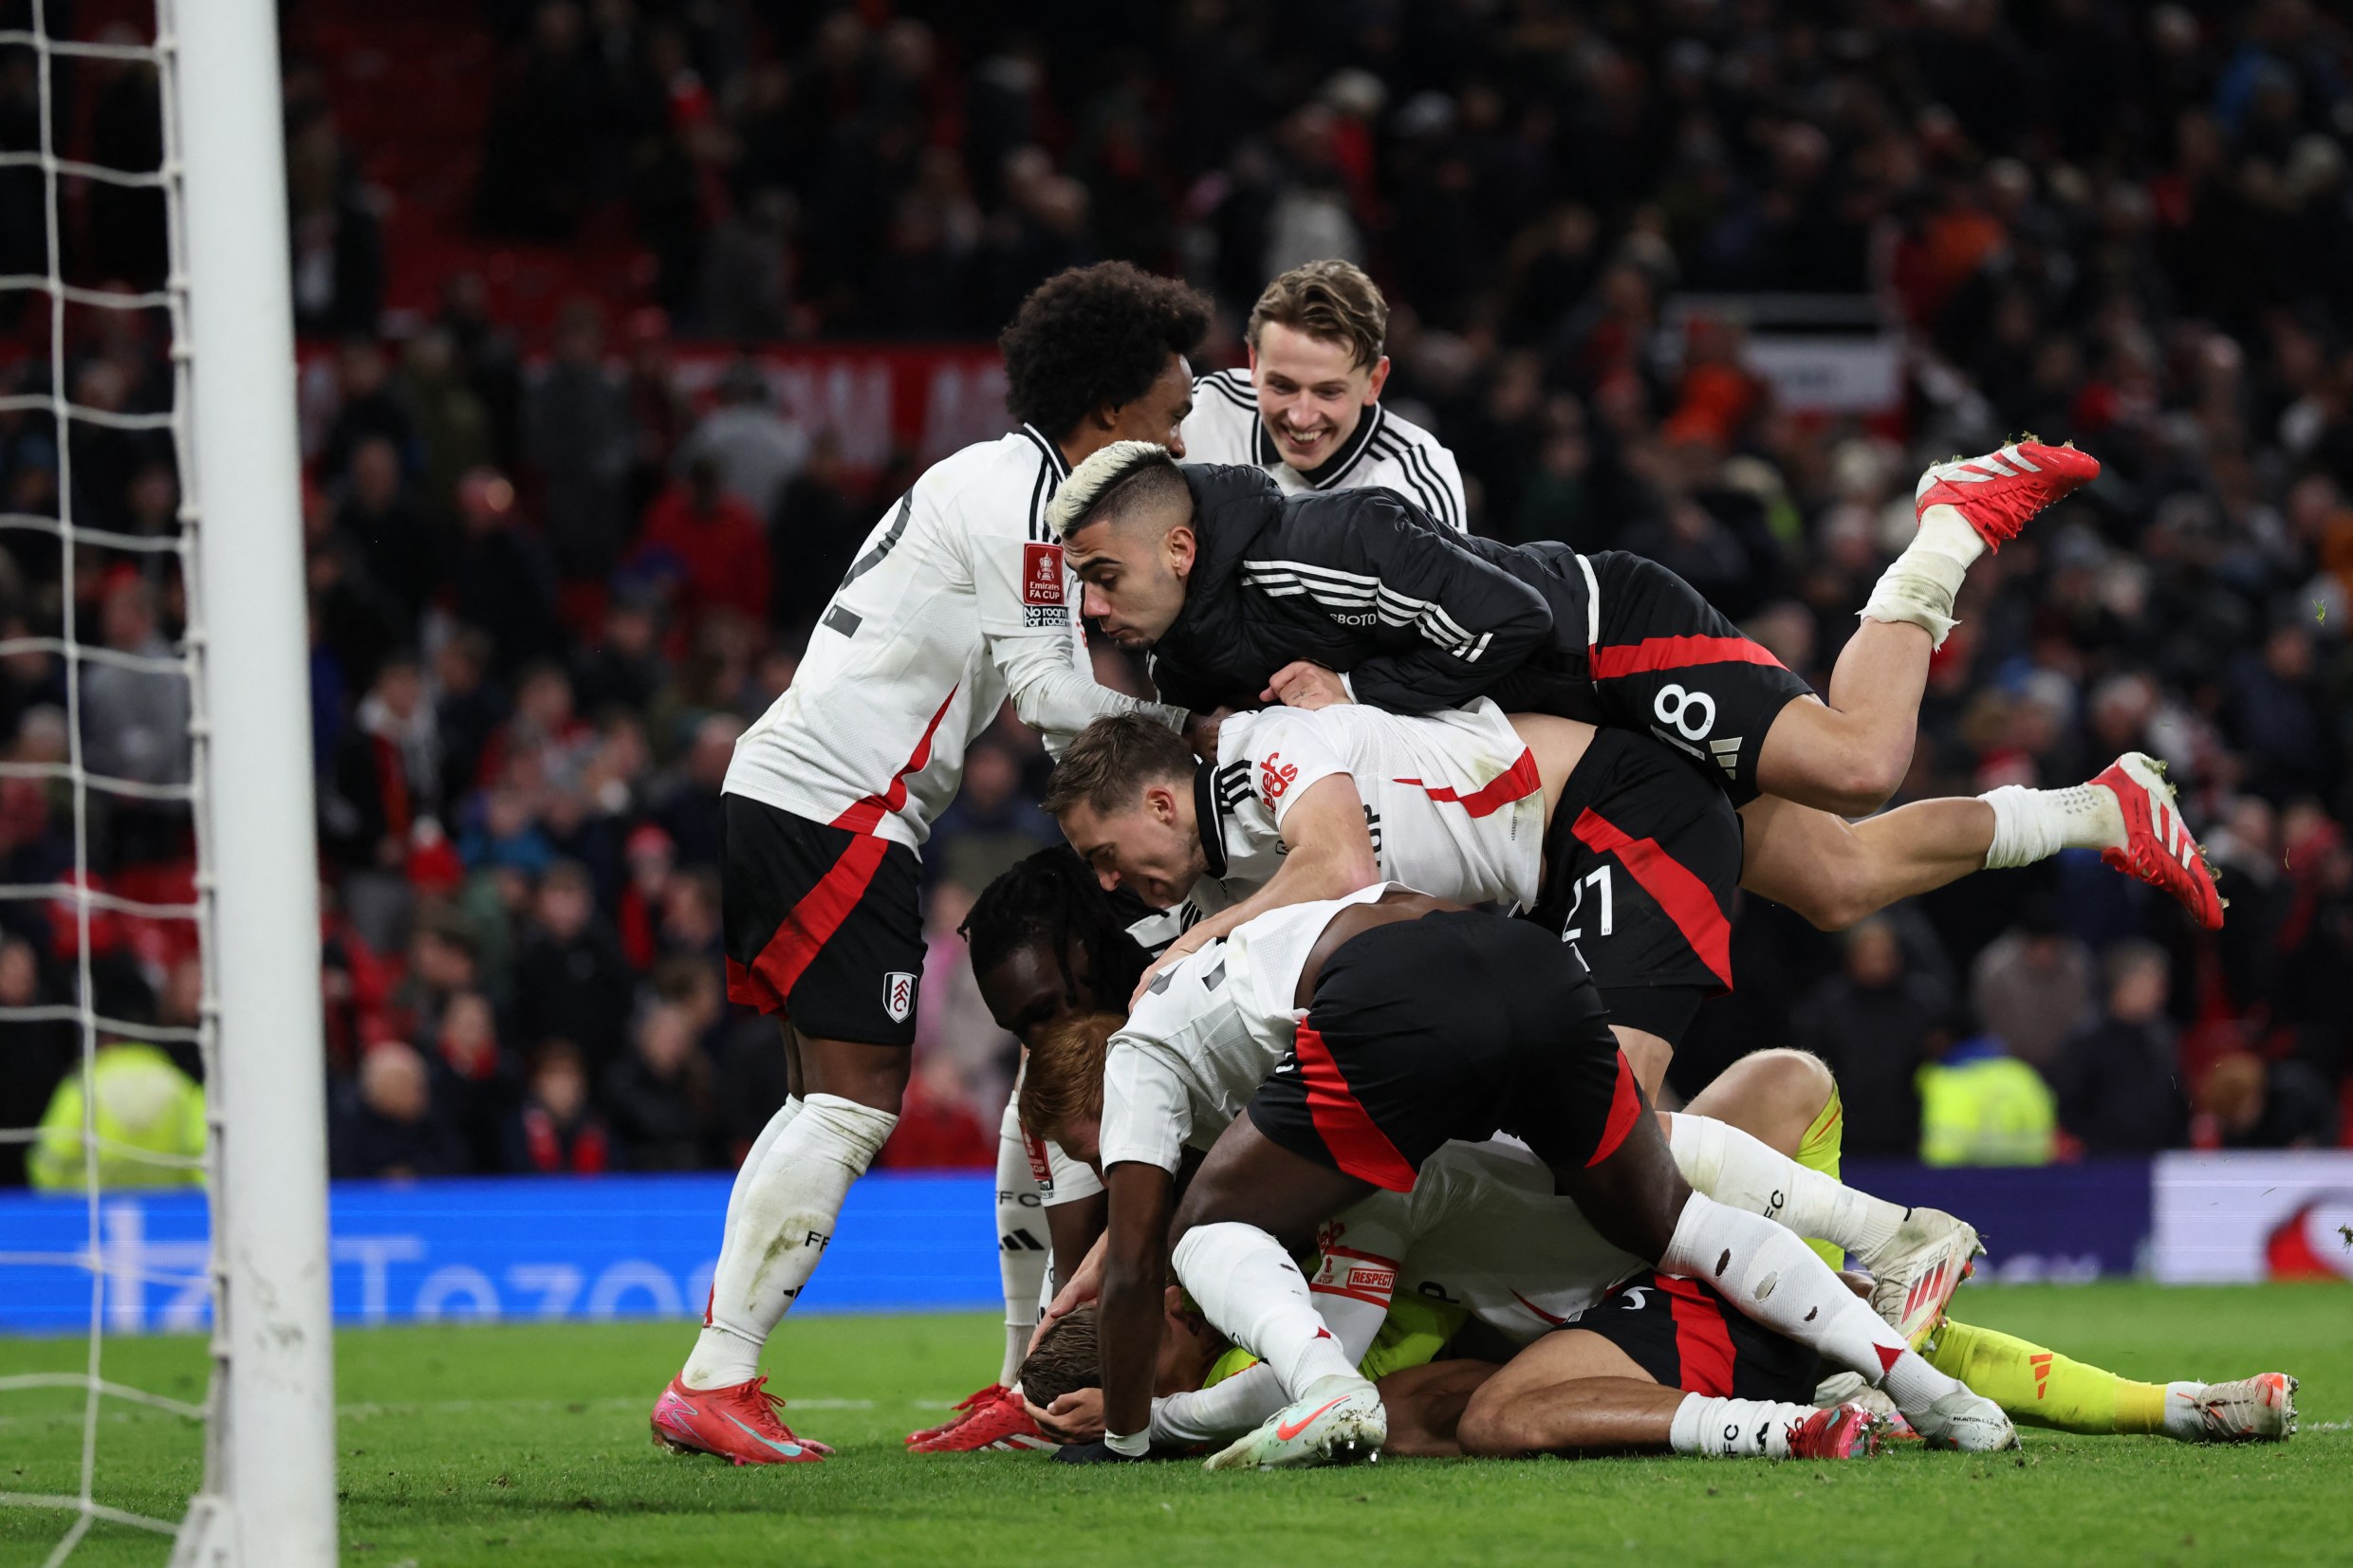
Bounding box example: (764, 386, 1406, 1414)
(1282, 490, 1554, 713)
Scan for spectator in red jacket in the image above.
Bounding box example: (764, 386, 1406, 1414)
(634, 454, 770, 624)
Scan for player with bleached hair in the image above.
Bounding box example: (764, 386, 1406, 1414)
(1045, 436, 2224, 950)
(647, 262, 1222, 1466)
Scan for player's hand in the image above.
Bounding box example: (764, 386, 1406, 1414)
(1031, 1387, 1106, 1444)
(1262, 661, 1350, 710)
(1130, 925, 1212, 1006)
(1182, 707, 1235, 759)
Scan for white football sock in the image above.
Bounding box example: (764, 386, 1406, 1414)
(1979, 783, 2127, 869)
(1668, 1114, 1904, 1255)
(995, 1098, 1051, 1386)
(1668, 1394, 1819, 1457)
(682, 1093, 898, 1391)
(723, 1096, 802, 1249)
(1658, 1192, 1963, 1413)
(1171, 1222, 1362, 1400)
(1860, 502, 1984, 648)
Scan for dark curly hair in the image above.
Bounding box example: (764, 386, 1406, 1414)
(999, 262, 1211, 443)
(960, 846, 1150, 1010)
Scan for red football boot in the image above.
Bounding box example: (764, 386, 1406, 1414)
(2092, 752, 2225, 930)
(1914, 437, 2101, 552)
(1785, 1402, 1892, 1460)
(906, 1382, 1010, 1447)
(650, 1374, 832, 1465)
(909, 1384, 1052, 1452)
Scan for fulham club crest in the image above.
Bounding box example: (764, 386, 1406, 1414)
(883, 970, 918, 1024)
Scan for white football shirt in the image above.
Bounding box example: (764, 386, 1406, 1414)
(1194, 699, 1547, 917)
(1313, 1136, 1646, 1344)
(725, 426, 1184, 848)
(1181, 368, 1470, 532)
(1096, 884, 1393, 1173)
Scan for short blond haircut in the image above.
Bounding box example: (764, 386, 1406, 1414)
(1247, 260, 1388, 370)
(1019, 1011, 1120, 1141)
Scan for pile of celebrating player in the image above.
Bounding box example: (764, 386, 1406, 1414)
(645, 258, 2294, 1472)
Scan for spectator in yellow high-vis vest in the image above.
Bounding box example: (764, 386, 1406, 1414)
(27, 1042, 208, 1192)
(1917, 1032, 2057, 1167)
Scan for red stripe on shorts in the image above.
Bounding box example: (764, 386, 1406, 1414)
(1659, 1274, 1737, 1397)
(1290, 1023, 1420, 1192)
(1588, 635, 1786, 680)
(831, 684, 961, 836)
(727, 832, 891, 1013)
(1585, 1050, 1644, 1168)
(1392, 747, 1544, 819)
(1568, 807, 1734, 989)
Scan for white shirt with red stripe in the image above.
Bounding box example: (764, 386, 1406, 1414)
(725, 426, 1186, 850)
(1315, 1135, 1645, 1344)
(1096, 884, 1393, 1174)
(1186, 699, 1547, 921)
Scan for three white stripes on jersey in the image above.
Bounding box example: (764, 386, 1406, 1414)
(1239, 559, 1494, 663)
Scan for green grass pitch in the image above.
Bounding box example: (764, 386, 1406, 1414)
(1, 1282, 2344, 1567)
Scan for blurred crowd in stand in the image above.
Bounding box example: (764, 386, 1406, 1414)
(2, 0, 2350, 1184)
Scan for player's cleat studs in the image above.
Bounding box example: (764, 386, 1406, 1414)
(2181, 1373, 2298, 1442)
(2092, 753, 2226, 930)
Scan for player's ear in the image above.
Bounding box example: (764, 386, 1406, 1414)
(1363, 354, 1391, 403)
(1145, 782, 1177, 824)
(1166, 523, 1196, 578)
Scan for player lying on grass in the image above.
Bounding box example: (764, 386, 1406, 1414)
(959, 853, 2292, 1457)
(1048, 438, 2224, 936)
(1144, 1106, 2295, 1455)
(1029, 883, 2016, 1467)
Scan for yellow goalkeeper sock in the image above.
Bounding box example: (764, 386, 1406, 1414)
(1926, 1319, 2167, 1433)
(1794, 1084, 1845, 1271)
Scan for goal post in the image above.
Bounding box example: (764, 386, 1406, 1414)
(169, 0, 338, 1559)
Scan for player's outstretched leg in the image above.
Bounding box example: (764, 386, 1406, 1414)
(652, 1034, 901, 1466)
(1753, 439, 2099, 816)
(1739, 746, 2221, 933)
(1454, 1323, 1891, 1461)
(1547, 1067, 2016, 1453)
(1665, 1109, 1980, 1348)
(1926, 1319, 2297, 1442)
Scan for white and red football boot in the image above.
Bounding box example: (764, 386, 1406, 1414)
(2092, 752, 2225, 930)
(650, 1374, 832, 1465)
(2169, 1373, 2298, 1442)
(1915, 437, 2102, 552)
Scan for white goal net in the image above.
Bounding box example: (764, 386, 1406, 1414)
(0, 0, 335, 1563)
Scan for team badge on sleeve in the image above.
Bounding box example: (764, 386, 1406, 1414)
(883, 970, 919, 1023)
(1021, 543, 1068, 626)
